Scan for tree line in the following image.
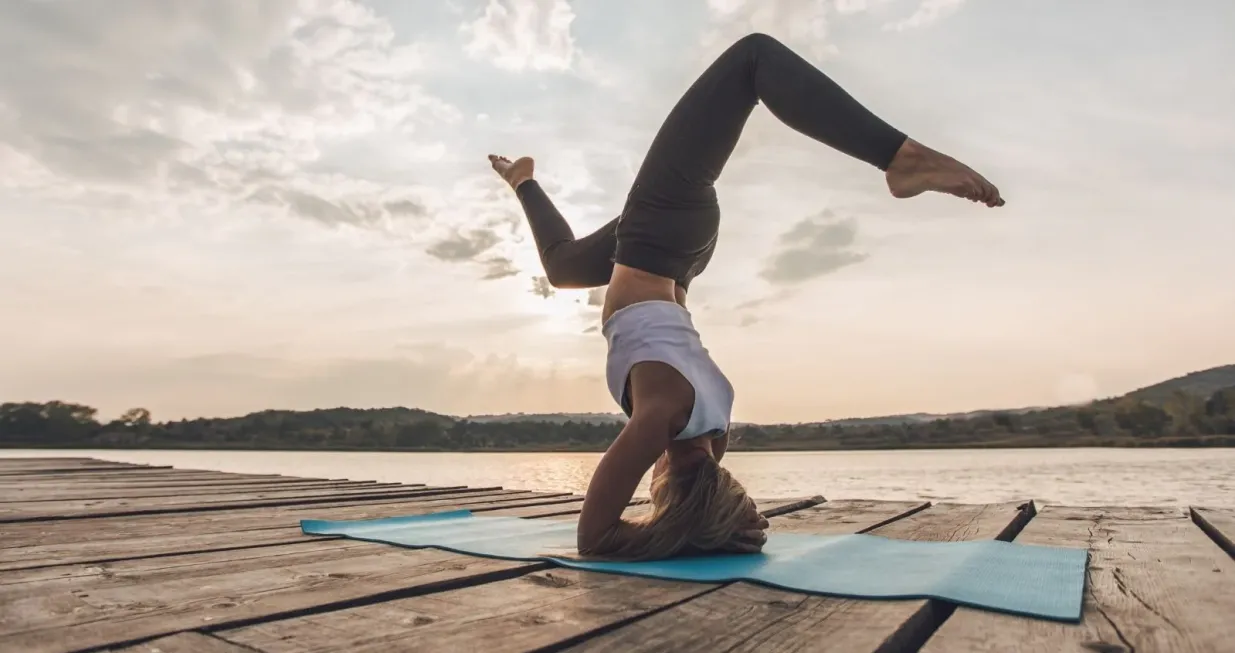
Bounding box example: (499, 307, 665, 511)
(3, 386, 1234, 452)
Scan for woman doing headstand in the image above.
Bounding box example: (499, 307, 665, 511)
(488, 33, 1004, 560)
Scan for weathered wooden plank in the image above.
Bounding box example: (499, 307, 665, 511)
(218, 498, 914, 653)
(0, 498, 651, 653)
(0, 469, 256, 478)
(921, 505, 1235, 653)
(0, 457, 114, 466)
(106, 632, 256, 653)
(754, 495, 826, 518)
(0, 471, 348, 486)
(0, 489, 545, 549)
(0, 484, 478, 523)
(768, 498, 932, 534)
(0, 479, 360, 498)
(0, 470, 295, 483)
(1191, 507, 1235, 559)
(0, 457, 144, 465)
(0, 458, 154, 473)
(0, 542, 524, 652)
(0, 480, 399, 502)
(0, 465, 174, 477)
(0, 492, 580, 572)
(558, 501, 1033, 653)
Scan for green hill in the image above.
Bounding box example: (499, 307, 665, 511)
(3, 363, 1233, 451)
(1124, 364, 1235, 404)
(465, 412, 626, 425)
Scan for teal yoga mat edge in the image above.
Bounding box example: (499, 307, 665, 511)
(300, 510, 1088, 623)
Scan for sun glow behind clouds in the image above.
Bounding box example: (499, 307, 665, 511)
(516, 286, 603, 336)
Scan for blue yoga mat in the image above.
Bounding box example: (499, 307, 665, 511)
(301, 509, 1088, 622)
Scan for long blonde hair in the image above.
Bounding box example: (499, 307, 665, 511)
(584, 456, 757, 561)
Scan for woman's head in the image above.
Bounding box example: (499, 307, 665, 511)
(591, 450, 759, 561)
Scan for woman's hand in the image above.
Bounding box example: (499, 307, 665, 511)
(719, 505, 770, 554)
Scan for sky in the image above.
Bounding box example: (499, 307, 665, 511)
(1, 0, 1232, 424)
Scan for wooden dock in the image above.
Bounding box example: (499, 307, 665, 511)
(1, 456, 1233, 653)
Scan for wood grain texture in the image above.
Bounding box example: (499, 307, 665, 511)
(768, 499, 931, 534)
(106, 632, 257, 653)
(0, 493, 581, 572)
(0, 490, 551, 548)
(1191, 507, 1235, 559)
(0, 484, 486, 523)
(0, 458, 158, 475)
(561, 501, 1032, 653)
(0, 469, 263, 481)
(0, 495, 658, 653)
(758, 495, 827, 518)
(0, 540, 527, 653)
(216, 498, 856, 653)
(0, 477, 358, 491)
(0, 479, 388, 501)
(1, 478, 405, 503)
(0, 457, 117, 466)
(921, 505, 1235, 653)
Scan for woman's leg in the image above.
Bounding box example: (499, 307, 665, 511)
(628, 32, 908, 208)
(614, 32, 910, 283)
(489, 155, 617, 289)
(616, 33, 1002, 281)
(515, 179, 617, 289)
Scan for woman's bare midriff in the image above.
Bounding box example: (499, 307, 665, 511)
(601, 264, 686, 324)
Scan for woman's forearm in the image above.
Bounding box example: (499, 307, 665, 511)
(576, 413, 671, 554)
(714, 430, 730, 463)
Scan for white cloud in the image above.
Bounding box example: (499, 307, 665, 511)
(700, 0, 968, 59)
(460, 0, 578, 72)
(10, 347, 608, 420)
(0, 0, 455, 229)
(761, 211, 869, 284)
(2, 0, 1231, 425)
(884, 0, 966, 31)
(701, 0, 838, 62)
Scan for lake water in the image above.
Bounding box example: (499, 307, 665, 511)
(5, 448, 1234, 508)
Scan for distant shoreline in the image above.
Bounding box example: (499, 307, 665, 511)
(7, 438, 1234, 453)
(6, 369, 1233, 453)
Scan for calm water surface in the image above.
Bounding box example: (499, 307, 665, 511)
(5, 448, 1233, 507)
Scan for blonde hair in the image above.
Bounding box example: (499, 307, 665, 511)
(585, 456, 758, 561)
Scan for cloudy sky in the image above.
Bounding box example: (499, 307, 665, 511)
(2, 0, 1232, 424)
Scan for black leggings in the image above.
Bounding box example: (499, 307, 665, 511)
(515, 32, 907, 291)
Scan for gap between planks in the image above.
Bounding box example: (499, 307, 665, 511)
(1190, 506, 1235, 560)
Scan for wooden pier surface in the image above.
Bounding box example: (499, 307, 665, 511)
(1, 456, 1233, 652)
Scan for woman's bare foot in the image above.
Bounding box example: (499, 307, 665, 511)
(885, 139, 1005, 207)
(488, 154, 535, 190)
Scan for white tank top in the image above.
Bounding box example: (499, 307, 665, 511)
(602, 300, 735, 440)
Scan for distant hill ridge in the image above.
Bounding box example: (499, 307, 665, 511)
(6, 363, 1232, 451)
(465, 412, 627, 425)
(459, 364, 1235, 426)
(1124, 364, 1235, 404)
